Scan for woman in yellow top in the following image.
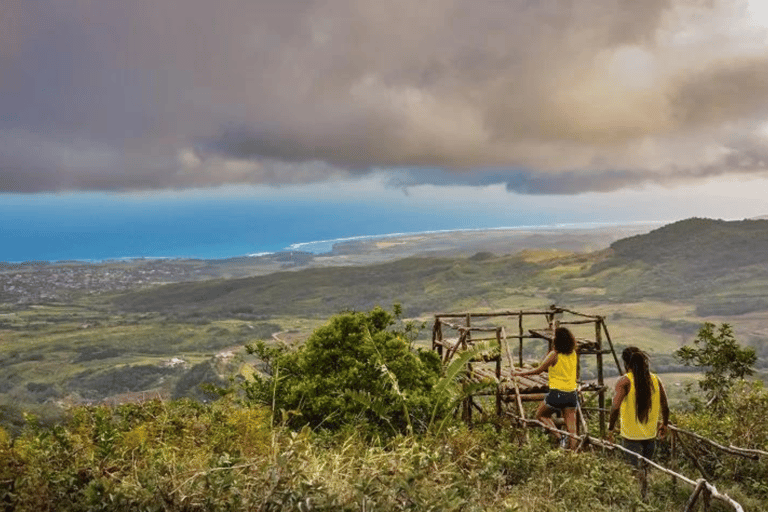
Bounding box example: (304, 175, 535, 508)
(511, 327, 578, 449)
(608, 347, 669, 463)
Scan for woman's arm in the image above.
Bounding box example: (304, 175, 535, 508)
(608, 376, 630, 432)
(511, 350, 557, 377)
(657, 377, 670, 438)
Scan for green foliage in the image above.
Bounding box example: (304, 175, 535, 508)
(2, 409, 699, 512)
(244, 307, 445, 437)
(675, 322, 757, 407)
(673, 380, 768, 502)
(2, 398, 273, 511)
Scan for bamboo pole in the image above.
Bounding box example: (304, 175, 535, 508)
(559, 412, 767, 462)
(684, 479, 707, 512)
(502, 327, 529, 441)
(440, 322, 506, 333)
(557, 307, 601, 319)
(670, 426, 760, 460)
(559, 319, 603, 325)
(518, 311, 524, 368)
(727, 445, 768, 457)
(600, 319, 624, 375)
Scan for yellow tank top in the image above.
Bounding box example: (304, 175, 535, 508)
(548, 351, 577, 392)
(620, 372, 661, 440)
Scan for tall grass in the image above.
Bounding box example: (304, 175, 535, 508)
(0, 397, 716, 511)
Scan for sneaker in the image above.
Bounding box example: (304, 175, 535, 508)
(560, 436, 568, 449)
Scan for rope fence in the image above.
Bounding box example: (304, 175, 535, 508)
(505, 411, 749, 512)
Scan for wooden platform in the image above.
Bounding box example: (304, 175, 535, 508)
(467, 366, 549, 400)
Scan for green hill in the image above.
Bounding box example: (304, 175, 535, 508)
(590, 218, 768, 314)
(111, 217, 768, 318)
(111, 255, 545, 318)
(610, 218, 768, 270)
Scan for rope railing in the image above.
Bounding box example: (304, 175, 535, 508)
(581, 407, 766, 461)
(505, 411, 746, 512)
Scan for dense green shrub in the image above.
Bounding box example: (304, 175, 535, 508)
(244, 307, 445, 436)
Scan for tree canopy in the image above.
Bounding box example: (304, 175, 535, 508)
(244, 307, 444, 436)
(675, 322, 757, 407)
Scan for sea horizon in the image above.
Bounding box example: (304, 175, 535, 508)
(1, 216, 667, 265)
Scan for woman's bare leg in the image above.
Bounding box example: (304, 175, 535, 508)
(562, 407, 578, 449)
(535, 401, 559, 440)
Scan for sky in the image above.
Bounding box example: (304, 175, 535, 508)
(2, 0, 768, 257)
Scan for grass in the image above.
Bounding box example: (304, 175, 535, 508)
(2, 398, 723, 512)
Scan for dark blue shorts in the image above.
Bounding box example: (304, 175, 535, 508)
(544, 389, 578, 409)
(623, 438, 656, 467)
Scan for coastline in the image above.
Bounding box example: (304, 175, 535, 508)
(0, 221, 663, 305)
(1, 220, 665, 266)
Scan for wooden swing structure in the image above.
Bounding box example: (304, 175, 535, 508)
(431, 304, 621, 437)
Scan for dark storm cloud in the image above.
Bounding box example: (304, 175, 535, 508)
(2, 0, 768, 193)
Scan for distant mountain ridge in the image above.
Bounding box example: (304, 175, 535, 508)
(595, 217, 768, 314)
(610, 217, 768, 273)
(111, 217, 768, 318)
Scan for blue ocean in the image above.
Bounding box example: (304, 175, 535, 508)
(0, 191, 637, 263)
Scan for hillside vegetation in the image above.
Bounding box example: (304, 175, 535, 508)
(107, 218, 768, 364)
(109, 218, 768, 317)
(2, 307, 767, 511)
(595, 218, 768, 315)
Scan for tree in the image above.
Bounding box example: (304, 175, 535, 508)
(243, 307, 444, 436)
(675, 322, 756, 407)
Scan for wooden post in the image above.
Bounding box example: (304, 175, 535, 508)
(432, 318, 442, 360)
(518, 311, 524, 367)
(595, 317, 605, 438)
(703, 486, 712, 512)
(464, 314, 472, 424)
(670, 430, 678, 488)
(684, 479, 707, 512)
(600, 319, 623, 375)
(501, 326, 528, 440)
(495, 327, 502, 418)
